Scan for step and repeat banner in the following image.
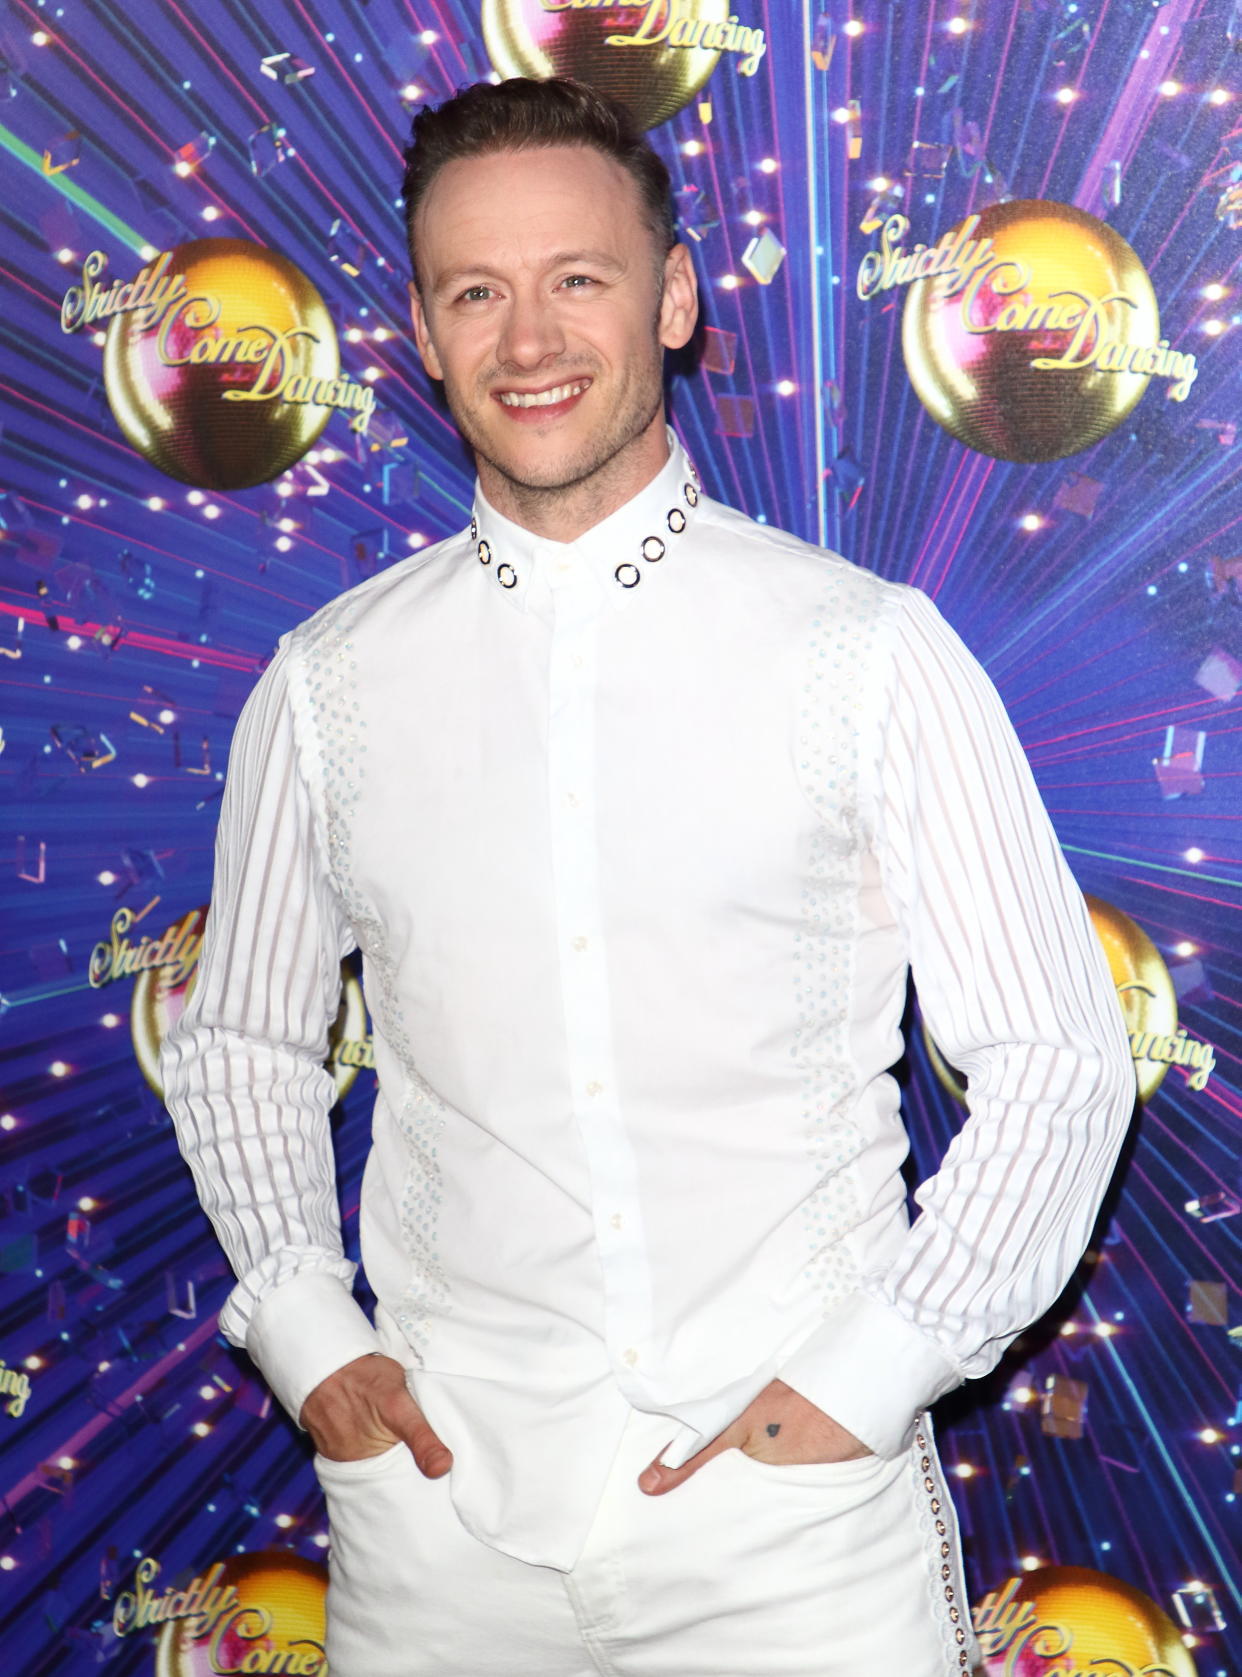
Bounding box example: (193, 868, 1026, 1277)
(2, 2, 1239, 1672)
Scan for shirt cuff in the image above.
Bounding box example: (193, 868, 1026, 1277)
(775, 1290, 963, 1459)
(243, 1270, 385, 1426)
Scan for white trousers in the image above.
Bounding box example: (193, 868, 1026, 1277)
(314, 1405, 977, 1677)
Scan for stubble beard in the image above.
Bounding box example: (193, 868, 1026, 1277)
(443, 340, 667, 517)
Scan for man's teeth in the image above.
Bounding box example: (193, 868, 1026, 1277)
(497, 382, 588, 409)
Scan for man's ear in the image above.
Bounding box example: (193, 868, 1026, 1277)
(408, 277, 445, 381)
(658, 243, 699, 353)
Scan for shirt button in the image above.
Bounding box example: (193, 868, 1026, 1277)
(609, 1212, 623, 1230)
(566, 791, 582, 808)
(623, 1348, 638, 1366)
(572, 653, 585, 669)
(572, 935, 589, 952)
(586, 1080, 604, 1097)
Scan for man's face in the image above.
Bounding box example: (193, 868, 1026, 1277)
(408, 144, 696, 502)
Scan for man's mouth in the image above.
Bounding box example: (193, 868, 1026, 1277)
(494, 379, 591, 409)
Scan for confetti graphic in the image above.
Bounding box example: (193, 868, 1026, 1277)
(1, 4, 1239, 1673)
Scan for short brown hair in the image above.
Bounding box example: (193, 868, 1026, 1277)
(401, 77, 676, 290)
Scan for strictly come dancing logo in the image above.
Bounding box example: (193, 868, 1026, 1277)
(924, 895, 1214, 1106)
(857, 200, 1197, 463)
(0, 1358, 33, 1419)
(1082, 894, 1213, 1103)
(974, 1567, 1199, 1676)
(482, 0, 766, 130)
(112, 1551, 327, 1675)
(61, 240, 375, 490)
(88, 901, 372, 1100)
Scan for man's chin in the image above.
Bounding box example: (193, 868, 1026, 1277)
(450, 381, 664, 502)
(477, 437, 616, 498)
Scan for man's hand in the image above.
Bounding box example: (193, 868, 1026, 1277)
(300, 1353, 453, 1478)
(637, 1378, 871, 1494)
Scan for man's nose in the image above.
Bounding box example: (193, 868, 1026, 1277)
(496, 290, 566, 370)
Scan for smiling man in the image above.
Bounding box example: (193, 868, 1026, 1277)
(161, 78, 1134, 1677)
(407, 129, 694, 542)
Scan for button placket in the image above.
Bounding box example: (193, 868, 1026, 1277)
(544, 577, 653, 1384)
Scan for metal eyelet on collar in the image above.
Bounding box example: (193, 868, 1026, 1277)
(470, 515, 478, 541)
(482, 466, 697, 594)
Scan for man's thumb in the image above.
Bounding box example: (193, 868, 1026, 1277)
(401, 1401, 453, 1479)
(638, 1440, 700, 1495)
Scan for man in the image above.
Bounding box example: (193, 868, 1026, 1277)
(161, 76, 1134, 1677)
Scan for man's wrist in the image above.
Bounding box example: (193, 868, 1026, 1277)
(245, 1272, 385, 1425)
(776, 1290, 962, 1459)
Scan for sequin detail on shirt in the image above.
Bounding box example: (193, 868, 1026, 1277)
(792, 566, 885, 1315)
(290, 596, 451, 1359)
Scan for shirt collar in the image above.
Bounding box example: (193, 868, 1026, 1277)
(468, 426, 702, 612)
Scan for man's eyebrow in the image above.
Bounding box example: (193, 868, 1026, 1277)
(545, 250, 627, 272)
(432, 250, 627, 295)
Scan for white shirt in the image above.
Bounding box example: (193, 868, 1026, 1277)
(160, 429, 1134, 1570)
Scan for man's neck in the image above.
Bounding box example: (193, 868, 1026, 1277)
(476, 414, 671, 544)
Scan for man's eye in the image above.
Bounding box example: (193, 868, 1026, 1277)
(460, 286, 492, 303)
(562, 274, 595, 290)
